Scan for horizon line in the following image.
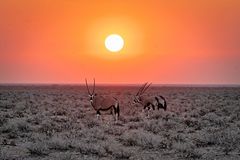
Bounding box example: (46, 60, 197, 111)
(0, 82, 240, 87)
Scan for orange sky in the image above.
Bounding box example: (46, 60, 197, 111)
(0, 0, 240, 84)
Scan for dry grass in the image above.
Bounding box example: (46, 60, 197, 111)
(0, 85, 240, 159)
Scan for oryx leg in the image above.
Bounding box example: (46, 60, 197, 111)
(155, 97, 164, 110)
(116, 104, 120, 121)
(157, 103, 164, 110)
(96, 110, 101, 121)
(111, 106, 116, 121)
(151, 103, 155, 110)
(113, 104, 120, 122)
(144, 103, 151, 118)
(113, 106, 117, 121)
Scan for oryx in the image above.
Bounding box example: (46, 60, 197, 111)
(133, 82, 167, 116)
(85, 78, 120, 121)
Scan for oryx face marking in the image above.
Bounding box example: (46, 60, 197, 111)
(133, 95, 141, 104)
(88, 93, 96, 103)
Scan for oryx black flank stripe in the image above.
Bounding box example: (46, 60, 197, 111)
(155, 96, 160, 104)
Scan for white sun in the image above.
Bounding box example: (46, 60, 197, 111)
(105, 34, 124, 52)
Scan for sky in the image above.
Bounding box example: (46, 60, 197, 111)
(0, 0, 240, 84)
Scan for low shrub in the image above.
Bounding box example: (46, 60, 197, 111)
(27, 142, 49, 156)
(48, 135, 72, 151)
(119, 130, 170, 150)
(0, 118, 30, 134)
(104, 142, 133, 159)
(76, 142, 106, 157)
(173, 141, 201, 159)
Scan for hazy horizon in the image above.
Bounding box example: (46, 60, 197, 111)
(0, 82, 240, 87)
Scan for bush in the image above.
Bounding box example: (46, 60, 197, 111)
(39, 118, 61, 134)
(184, 117, 201, 130)
(0, 148, 9, 160)
(171, 133, 188, 143)
(76, 142, 106, 157)
(14, 102, 26, 117)
(173, 142, 201, 159)
(202, 112, 228, 127)
(119, 130, 170, 150)
(27, 142, 49, 156)
(0, 114, 7, 127)
(103, 142, 133, 159)
(128, 115, 142, 122)
(16, 119, 30, 132)
(128, 122, 144, 130)
(53, 107, 67, 116)
(143, 119, 162, 134)
(214, 128, 240, 155)
(84, 119, 100, 129)
(52, 152, 75, 160)
(103, 125, 125, 136)
(195, 127, 240, 154)
(48, 135, 71, 151)
(81, 127, 107, 141)
(0, 118, 30, 134)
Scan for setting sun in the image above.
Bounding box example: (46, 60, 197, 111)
(105, 34, 124, 52)
(0, 0, 240, 84)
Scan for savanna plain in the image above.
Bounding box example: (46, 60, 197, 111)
(0, 85, 240, 160)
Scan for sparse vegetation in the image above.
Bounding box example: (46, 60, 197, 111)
(0, 85, 240, 159)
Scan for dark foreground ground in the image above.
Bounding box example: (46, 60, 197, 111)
(0, 85, 240, 160)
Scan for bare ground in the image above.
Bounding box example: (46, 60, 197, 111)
(0, 85, 240, 160)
